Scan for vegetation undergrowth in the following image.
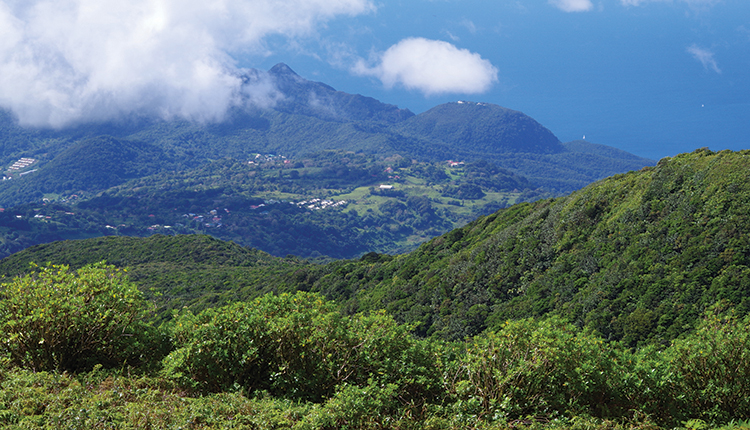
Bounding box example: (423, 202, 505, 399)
(1, 262, 749, 429)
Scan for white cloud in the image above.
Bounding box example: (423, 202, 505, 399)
(352, 38, 498, 96)
(687, 44, 721, 73)
(0, 0, 373, 128)
(549, 0, 594, 12)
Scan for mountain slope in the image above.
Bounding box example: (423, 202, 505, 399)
(288, 149, 750, 344)
(0, 234, 302, 314)
(0, 135, 173, 205)
(3, 149, 747, 348)
(268, 63, 414, 124)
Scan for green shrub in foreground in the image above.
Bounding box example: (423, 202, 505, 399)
(0, 262, 160, 372)
(668, 310, 750, 424)
(162, 292, 443, 407)
(450, 318, 628, 420)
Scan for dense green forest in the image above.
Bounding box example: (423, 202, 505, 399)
(0, 149, 749, 428)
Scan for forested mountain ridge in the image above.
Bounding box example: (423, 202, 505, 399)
(0, 234, 303, 315)
(4, 148, 748, 349)
(298, 148, 748, 344)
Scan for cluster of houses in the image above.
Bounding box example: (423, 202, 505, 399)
(3, 158, 39, 180)
(182, 208, 230, 228)
(248, 198, 348, 211)
(294, 198, 348, 210)
(248, 154, 292, 166)
(8, 157, 36, 171)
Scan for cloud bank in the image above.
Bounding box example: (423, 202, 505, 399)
(549, 0, 594, 12)
(0, 0, 373, 128)
(687, 44, 721, 73)
(352, 38, 498, 96)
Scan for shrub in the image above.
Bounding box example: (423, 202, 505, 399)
(162, 292, 347, 398)
(667, 310, 750, 424)
(450, 318, 626, 420)
(163, 292, 443, 406)
(614, 344, 680, 425)
(0, 262, 159, 372)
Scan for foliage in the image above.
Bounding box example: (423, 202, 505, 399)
(0, 262, 161, 372)
(0, 367, 314, 429)
(0, 285, 746, 428)
(263, 149, 750, 345)
(449, 318, 626, 420)
(667, 308, 750, 424)
(162, 292, 443, 407)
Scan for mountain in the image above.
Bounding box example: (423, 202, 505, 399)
(4, 149, 748, 349)
(396, 101, 564, 155)
(0, 63, 652, 201)
(268, 63, 414, 124)
(0, 63, 655, 260)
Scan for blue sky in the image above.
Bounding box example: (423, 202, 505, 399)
(1, 0, 748, 160)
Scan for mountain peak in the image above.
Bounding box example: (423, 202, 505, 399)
(266, 63, 413, 125)
(268, 63, 299, 77)
(397, 101, 564, 155)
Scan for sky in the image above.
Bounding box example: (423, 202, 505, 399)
(0, 0, 748, 160)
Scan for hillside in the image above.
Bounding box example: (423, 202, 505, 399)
(0, 234, 302, 315)
(4, 149, 748, 348)
(0, 136, 173, 203)
(291, 148, 749, 344)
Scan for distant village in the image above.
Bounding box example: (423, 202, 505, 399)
(7, 153, 468, 235)
(247, 153, 292, 166)
(3, 157, 37, 180)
